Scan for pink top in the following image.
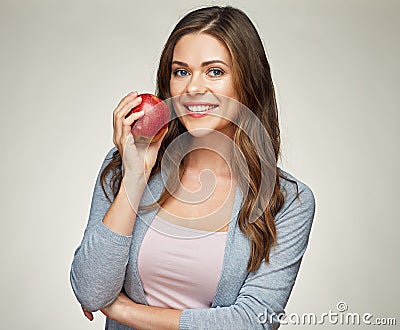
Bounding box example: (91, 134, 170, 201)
(137, 215, 228, 309)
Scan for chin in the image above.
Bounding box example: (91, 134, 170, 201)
(177, 113, 235, 140)
(186, 127, 215, 138)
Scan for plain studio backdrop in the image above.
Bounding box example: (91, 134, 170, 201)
(1, 0, 399, 329)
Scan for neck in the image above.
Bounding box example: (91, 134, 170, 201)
(184, 132, 234, 177)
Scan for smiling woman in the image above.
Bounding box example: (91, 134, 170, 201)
(70, 5, 316, 330)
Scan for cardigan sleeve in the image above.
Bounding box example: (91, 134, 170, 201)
(179, 179, 316, 330)
(70, 147, 133, 312)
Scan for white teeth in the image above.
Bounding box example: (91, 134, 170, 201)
(186, 105, 215, 112)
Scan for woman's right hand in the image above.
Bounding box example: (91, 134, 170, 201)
(113, 91, 167, 182)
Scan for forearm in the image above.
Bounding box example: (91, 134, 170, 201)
(102, 174, 147, 236)
(126, 305, 181, 330)
(71, 169, 148, 310)
(107, 299, 181, 330)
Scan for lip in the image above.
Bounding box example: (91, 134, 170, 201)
(182, 102, 219, 118)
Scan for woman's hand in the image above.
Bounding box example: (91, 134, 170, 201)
(113, 91, 168, 181)
(81, 305, 94, 321)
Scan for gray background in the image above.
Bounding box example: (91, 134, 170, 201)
(1, 0, 399, 329)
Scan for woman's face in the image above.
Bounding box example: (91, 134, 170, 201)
(169, 33, 239, 139)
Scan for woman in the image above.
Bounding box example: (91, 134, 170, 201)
(70, 5, 315, 330)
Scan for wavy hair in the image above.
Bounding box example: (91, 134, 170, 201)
(100, 6, 298, 272)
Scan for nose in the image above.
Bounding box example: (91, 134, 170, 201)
(186, 72, 207, 95)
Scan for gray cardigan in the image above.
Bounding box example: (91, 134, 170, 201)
(70, 147, 316, 330)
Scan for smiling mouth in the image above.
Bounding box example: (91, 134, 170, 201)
(184, 104, 218, 113)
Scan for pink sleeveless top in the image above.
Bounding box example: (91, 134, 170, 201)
(137, 215, 228, 309)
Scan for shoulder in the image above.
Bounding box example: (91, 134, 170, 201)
(277, 168, 315, 204)
(276, 168, 316, 226)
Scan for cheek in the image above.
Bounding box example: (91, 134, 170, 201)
(169, 80, 178, 97)
(213, 79, 236, 97)
(169, 78, 182, 97)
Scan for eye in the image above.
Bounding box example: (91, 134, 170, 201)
(207, 68, 224, 77)
(173, 69, 190, 77)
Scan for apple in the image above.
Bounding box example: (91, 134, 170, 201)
(128, 93, 170, 144)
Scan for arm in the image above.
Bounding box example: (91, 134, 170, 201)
(100, 292, 182, 330)
(70, 147, 146, 311)
(100, 180, 316, 330)
(70, 92, 167, 312)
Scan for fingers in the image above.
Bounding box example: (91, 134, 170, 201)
(81, 306, 94, 321)
(124, 108, 144, 126)
(113, 91, 145, 154)
(113, 92, 142, 125)
(84, 310, 94, 321)
(122, 109, 144, 143)
(113, 91, 139, 121)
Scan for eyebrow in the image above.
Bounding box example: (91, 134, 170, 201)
(171, 60, 230, 67)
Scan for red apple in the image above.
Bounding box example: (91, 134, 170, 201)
(128, 93, 170, 144)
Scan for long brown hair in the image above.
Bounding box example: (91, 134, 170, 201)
(100, 6, 298, 272)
